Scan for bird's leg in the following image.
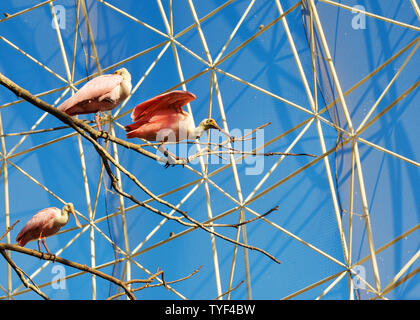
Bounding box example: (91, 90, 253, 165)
(158, 143, 176, 168)
(95, 113, 111, 140)
(94, 113, 103, 133)
(37, 238, 41, 252)
(42, 238, 55, 262)
(158, 144, 186, 168)
(37, 238, 44, 260)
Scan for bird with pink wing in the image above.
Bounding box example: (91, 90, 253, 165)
(124, 90, 231, 166)
(57, 68, 132, 131)
(16, 203, 82, 257)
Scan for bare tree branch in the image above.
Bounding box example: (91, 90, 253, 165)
(0, 72, 179, 163)
(0, 248, 50, 300)
(0, 72, 189, 216)
(0, 243, 136, 300)
(0, 72, 282, 266)
(107, 265, 203, 300)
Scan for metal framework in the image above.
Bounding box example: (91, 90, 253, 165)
(0, 0, 419, 300)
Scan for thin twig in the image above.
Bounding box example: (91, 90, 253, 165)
(0, 121, 95, 137)
(129, 137, 256, 148)
(175, 209, 281, 264)
(125, 270, 163, 285)
(161, 268, 169, 290)
(243, 121, 272, 138)
(212, 206, 278, 228)
(193, 150, 317, 159)
(214, 280, 245, 300)
(107, 265, 203, 300)
(0, 219, 19, 241)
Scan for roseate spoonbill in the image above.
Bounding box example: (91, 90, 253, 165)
(124, 90, 230, 166)
(16, 203, 82, 256)
(57, 68, 132, 131)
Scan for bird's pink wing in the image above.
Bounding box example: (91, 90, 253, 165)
(57, 74, 123, 113)
(125, 111, 188, 141)
(131, 90, 196, 121)
(126, 121, 168, 140)
(16, 208, 58, 246)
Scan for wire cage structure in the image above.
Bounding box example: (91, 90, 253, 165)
(0, 0, 419, 300)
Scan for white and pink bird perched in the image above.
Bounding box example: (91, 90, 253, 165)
(124, 90, 230, 165)
(57, 68, 132, 131)
(16, 203, 82, 255)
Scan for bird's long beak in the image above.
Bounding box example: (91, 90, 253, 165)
(213, 123, 232, 140)
(70, 205, 82, 228)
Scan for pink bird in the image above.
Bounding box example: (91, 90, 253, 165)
(124, 90, 230, 166)
(57, 68, 132, 131)
(16, 203, 82, 256)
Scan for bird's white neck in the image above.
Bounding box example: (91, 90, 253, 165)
(192, 125, 205, 139)
(119, 79, 132, 100)
(57, 208, 70, 226)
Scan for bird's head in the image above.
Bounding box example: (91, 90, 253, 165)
(63, 203, 82, 228)
(198, 119, 231, 139)
(114, 68, 131, 82)
(199, 118, 221, 131)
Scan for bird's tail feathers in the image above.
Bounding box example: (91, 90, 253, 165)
(124, 119, 148, 134)
(124, 123, 137, 132)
